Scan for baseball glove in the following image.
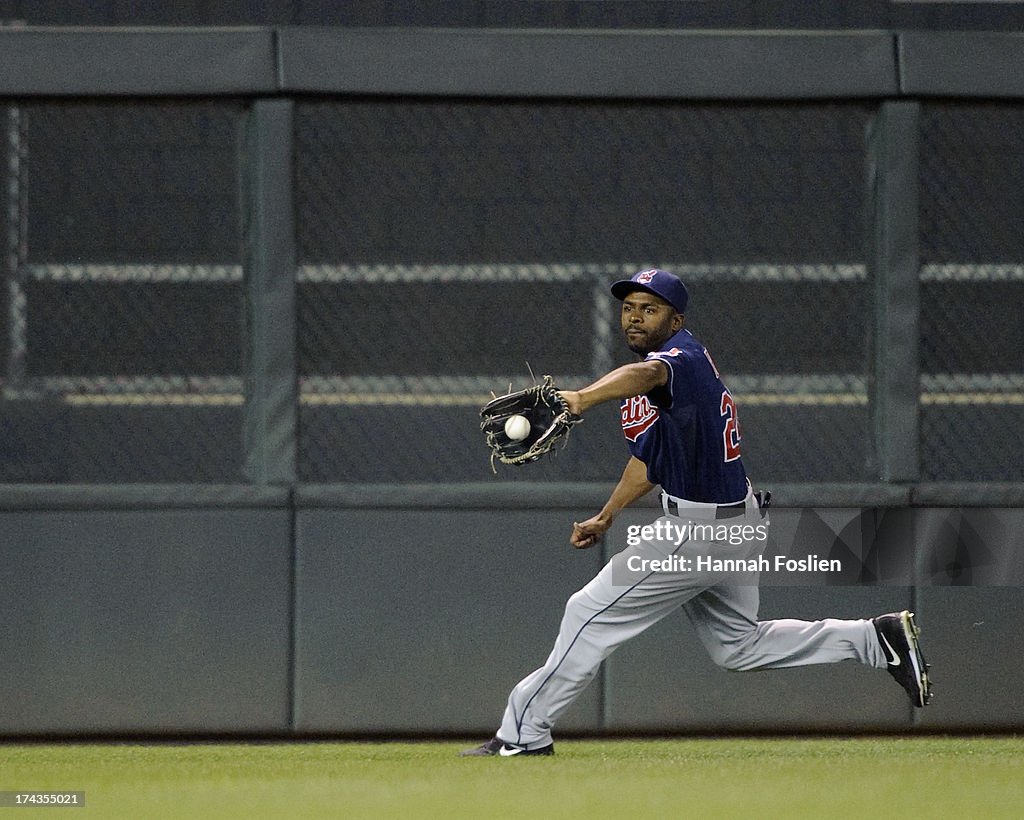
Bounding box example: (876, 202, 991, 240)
(480, 375, 583, 468)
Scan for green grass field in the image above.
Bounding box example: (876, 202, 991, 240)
(2, 736, 1022, 819)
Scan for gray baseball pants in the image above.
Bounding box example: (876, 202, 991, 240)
(498, 491, 889, 748)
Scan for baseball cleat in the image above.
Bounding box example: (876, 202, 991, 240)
(873, 610, 932, 707)
(459, 736, 555, 757)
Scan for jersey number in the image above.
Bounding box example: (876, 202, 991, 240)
(720, 391, 742, 462)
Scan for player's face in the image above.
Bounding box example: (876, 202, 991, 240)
(620, 291, 683, 355)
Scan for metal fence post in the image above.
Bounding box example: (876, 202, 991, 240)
(243, 99, 297, 485)
(867, 100, 921, 483)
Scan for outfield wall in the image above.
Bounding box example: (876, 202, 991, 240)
(2, 486, 1023, 736)
(1, 28, 1023, 736)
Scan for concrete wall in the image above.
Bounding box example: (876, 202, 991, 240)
(1, 501, 292, 734)
(3, 487, 1022, 736)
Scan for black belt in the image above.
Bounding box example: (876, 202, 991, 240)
(662, 496, 746, 520)
(715, 501, 747, 520)
(663, 490, 771, 520)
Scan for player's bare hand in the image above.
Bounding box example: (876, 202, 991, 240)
(571, 515, 611, 550)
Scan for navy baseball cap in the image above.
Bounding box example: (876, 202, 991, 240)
(610, 269, 689, 314)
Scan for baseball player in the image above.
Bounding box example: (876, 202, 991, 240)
(463, 269, 930, 757)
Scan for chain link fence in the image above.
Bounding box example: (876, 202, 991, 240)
(295, 100, 872, 483)
(0, 101, 246, 482)
(3, 96, 1021, 485)
(919, 103, 1024, 482)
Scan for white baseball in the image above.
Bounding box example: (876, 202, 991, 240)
(504, 414, 532, 441)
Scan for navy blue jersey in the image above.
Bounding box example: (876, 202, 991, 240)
(619, 328, 748, 503)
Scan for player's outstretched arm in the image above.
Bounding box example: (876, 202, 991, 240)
(571, 456, 655, 549)
(559, 360, 667, 416)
